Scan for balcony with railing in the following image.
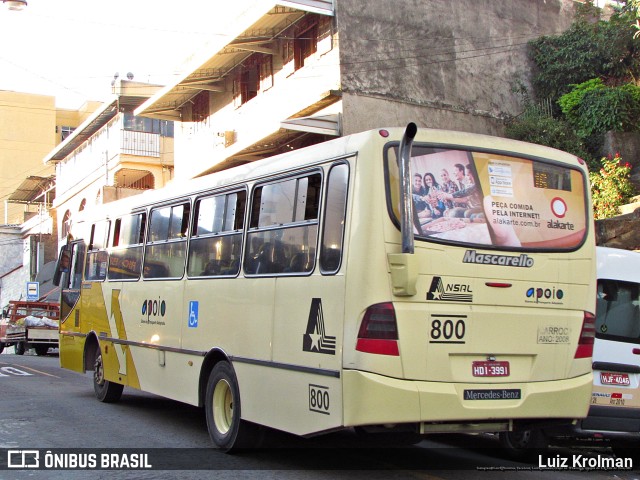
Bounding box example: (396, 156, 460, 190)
(121, 130, 160, 157)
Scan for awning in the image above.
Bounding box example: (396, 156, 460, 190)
(8, 176, 56, 205)
(43, 81, 165, 164)
(136, 1, 334, 121)
(281, 113, 340, 136)
(43, 100, 118, 164)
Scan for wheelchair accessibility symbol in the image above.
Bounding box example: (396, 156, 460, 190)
(189, 301, 199, 328)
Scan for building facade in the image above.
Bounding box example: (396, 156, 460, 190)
(0, 91, 100, 224)
(46, 80, 175, 251)
(136, 0, 578, 180)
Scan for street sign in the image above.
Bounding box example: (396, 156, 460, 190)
(26, 282, 39, 301)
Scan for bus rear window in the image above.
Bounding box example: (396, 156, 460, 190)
(385, 145, 588, 250)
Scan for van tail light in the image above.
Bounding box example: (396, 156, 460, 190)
(356, 302, 399, 356)
(575, 311, 596, 359)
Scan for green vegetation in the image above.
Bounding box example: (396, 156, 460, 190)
(505, 1, 640, 218)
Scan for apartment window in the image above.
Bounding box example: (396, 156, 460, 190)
(233, 54, 273, 108)
(60, 126, 75, 141)
(294, 22, 318, 70)
(123, 113, 174, 137)
(260, 54, 273, 91)
(282, 17, 320, 73)
(191, 91, 209, 124)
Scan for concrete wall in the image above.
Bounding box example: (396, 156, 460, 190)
(336, 0, 577, 135)
(0, 227, 22, 275)
(0, 227, 26, 309)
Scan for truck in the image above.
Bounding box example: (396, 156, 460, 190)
(0, 300, 60, 356)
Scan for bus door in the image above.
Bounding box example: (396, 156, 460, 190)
(57, 240, 86, 372)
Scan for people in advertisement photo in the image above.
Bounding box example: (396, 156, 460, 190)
(410, 149, 587, 248)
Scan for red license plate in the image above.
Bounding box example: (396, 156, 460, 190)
(472, 361, 510, 377)
(600, 372, 630, 386)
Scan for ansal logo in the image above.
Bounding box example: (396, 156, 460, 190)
(303, 298, 336, 355)
(427, 277, 473, 302)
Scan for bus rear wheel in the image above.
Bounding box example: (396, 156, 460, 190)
(205, 361, 261, 451)
(499, 429, 548, 461)
(93, 347, 123, 403)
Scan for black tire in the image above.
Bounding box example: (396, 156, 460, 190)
(354, 427, 423, 446)
(205, 361, 262, 451)
(499, 429, 548, 461)
(610, 439, 640, 461)
(14, 342, 26, 355)
(35, 345, 49, 356)
(93, 347, 123, 403)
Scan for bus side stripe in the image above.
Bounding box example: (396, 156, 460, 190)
(94, 335, 341, 378)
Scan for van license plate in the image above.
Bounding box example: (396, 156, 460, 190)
(472, 361, 510, 377)
(600, 372, 630, 386)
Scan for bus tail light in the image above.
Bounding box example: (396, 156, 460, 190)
(356, 303, 399, 356)
(574, 311, 596, 359)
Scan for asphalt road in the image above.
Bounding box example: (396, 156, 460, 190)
(0, 349, 636, 480)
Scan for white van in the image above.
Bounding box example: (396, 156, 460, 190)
(587, 247, 640, 444)
(501, 246, 640, 455)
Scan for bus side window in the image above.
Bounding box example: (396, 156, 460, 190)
(187, 190, 245, 278)
(144, 203, 190, 279)
(85, 221, 109, 282)
(108, 213, 145, 281)
(244, 174, 321, 276)
(320, 163, 349, 274)
(69, 242, 86, 289)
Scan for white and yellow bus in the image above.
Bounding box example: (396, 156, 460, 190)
(55, 124, 596, 450)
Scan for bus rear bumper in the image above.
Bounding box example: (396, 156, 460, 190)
(342, 370, 592, 431)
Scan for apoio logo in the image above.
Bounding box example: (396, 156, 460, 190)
(526, 287, 564, 303)
(141, 298, 167, 318)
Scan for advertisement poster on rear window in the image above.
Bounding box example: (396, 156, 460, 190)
(409, 149, 587, 249)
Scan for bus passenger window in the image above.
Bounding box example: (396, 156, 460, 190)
(144, 202, 190, 279)
(85, 221, 109, 281)
(244, 173, 320, 276)
(108, 213, 145, 281)
(187, 190, 245, 278)
(320, 163, 348, 274)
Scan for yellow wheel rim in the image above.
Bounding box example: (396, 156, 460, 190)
(212, 379, 233, 435)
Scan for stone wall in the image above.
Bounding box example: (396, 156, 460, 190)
(336, 0, 577, 135)
(595, 208, 640, 251)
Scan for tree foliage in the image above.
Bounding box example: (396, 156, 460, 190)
(528, 6, 640, 103)
(559, 79, 640, 136)
(504, 109, 589, 162)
